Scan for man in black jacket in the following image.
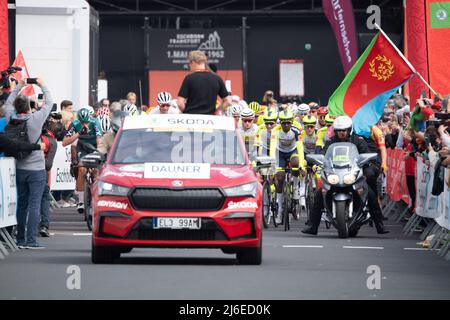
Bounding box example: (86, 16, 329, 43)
(302, 116, 389, 236)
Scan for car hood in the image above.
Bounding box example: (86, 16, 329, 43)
(99, 163, 257, 189)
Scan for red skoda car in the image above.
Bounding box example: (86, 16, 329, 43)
(89, 114, 262, 264)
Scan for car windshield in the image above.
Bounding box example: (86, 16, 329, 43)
(111, 129, 246, 165)
(324, 142, 359, 168)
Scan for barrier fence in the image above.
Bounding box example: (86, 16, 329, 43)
(0, 158, 19, 259)
(383, 149, 450, 261)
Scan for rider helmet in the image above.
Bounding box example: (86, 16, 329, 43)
(77, 108, 91, 123)
(157, 91, 172, 105)
(333, 115, 353, 134)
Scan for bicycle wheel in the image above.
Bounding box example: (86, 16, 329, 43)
(262, 180, 272, 228)
(283, 179, 290, 231)
(84, 179, 93, 231)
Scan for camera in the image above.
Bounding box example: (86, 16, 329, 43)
(0, 66, 22, 88)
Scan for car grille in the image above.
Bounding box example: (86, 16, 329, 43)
(126, 218, 228, 241)
(130, 187, 225, 211)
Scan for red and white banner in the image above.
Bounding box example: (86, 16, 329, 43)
(12, 50, 35, 96)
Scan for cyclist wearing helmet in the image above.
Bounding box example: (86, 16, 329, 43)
(63, 107, 102, 213)
(317, 106, 328, 128)
(150, 91, 180, 114)
(98, 115, 111, 134)
(316, 114, 335, 151)
(301, 115, 318, 155)
(228, 103, 243, 128)
(239, 108, 258, 161)
(97, 111, 125, 155)
(255, 110, 278, 157)
(302, 115, 388, 236)
(270, 109, 305, 223)
(124, 103, 139, 116)
(298, 103, 310, 118)
(308, 102, 319, 117)
(249, 101, 264, 125)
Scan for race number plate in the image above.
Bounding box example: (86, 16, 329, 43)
(153, 217, 201, 230)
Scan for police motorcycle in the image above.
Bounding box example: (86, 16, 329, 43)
(306, 142, 378, 238)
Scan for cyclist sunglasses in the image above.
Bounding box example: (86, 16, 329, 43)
(242, 119, 254, 123)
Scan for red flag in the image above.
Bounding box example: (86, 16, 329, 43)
(12, 50, 35, 96)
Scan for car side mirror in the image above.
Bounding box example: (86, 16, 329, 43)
(357, 153, 378, 167)
(305, 154, 324, 167)
(80, 152, 105, 169)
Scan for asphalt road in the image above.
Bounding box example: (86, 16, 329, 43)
(0, 208, 449, 300)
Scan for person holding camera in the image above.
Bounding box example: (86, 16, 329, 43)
(4, 77, 53, 249)
(39, 114, 64, 237)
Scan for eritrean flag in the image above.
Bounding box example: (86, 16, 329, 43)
(328, 32, 415, 137)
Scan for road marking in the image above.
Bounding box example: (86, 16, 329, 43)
(403, 248, 439, 251)
(283, 245, 324, 248)
(48, 232, 91, 236)
(73, 233, 92, 236)
(343, 246, 384, 250)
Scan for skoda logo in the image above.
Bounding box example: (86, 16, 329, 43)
(172, 180, 183, 187)
(436, 9, 448, 21)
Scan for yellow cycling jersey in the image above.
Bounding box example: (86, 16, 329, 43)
(256, 115, 264, 126)
(315, 126, 328, 148)
(268, 125, 306, 169)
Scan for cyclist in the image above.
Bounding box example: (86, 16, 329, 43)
(63, 107, 102, 213)
(297, 103, 310, 120)
(98, 115, 111, 134)
(317, 106, 328, 129)
(149, 91, 180, 114)
(239, 108, 258, 161)
(249, 101, 264, 126)
(308, 102, 320, 118)
(301, 115, 318, 155)
(124, 103, 139, 116)
(97, 111, 125, 156)
(229, 103, 242, 128)
(255, 109, 278, 157)
(270, 109, 305, 223)
(316, 114, 335, 152)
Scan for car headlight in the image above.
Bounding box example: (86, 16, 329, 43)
(327, 174, 340, 185)
(98, 181, 130, 196)
(343, 174, 356, 185)
(224, 182, 257, 198)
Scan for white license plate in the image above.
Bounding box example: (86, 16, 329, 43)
(153, 217, 201, 230)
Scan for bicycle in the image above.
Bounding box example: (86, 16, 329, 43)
(255, 156, 278, 228)
(281, 167, 301, 231)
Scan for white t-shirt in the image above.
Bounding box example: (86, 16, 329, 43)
(150, 107, 180, 114)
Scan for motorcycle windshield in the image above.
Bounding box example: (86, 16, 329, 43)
(324, 142, 359, 168)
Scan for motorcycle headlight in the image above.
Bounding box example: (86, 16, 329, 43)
(327, 174, 340, 185)
(98, 181, 130, 197)
(343, 174, 356, 185)
(224, 182, 257, 198)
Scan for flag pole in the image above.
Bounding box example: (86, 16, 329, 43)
(374, 23, 438, 96)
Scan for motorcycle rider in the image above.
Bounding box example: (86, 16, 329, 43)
(301, 116, 389, 235)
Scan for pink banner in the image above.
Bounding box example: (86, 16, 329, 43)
(386, 149, 410, 204)
(322, 0, 358, 74)
(0, 0, 8, 70)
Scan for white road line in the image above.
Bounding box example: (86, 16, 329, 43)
(343, 246, 384, 250)
(403, 248, 439, 251)
(283, 245, 324, 248)
(73, 233, 92, 236)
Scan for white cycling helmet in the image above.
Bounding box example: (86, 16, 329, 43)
(333, 115, 353, 132)
(157, 91, 172, 105)
(240, 108, 255, 118)
(124, 103, 138, 115)
(298, 103, 310, 115)
(99, 115, 111, 133)
(238, 100, 249, 110)
(231, 104, 243, 116)
(231, 95, 241, 104)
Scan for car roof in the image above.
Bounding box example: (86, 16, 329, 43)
(122, 114, 235, 131)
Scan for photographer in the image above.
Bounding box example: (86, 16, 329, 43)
(39, 113, 64, 237)
(4, 77, 53, 249)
